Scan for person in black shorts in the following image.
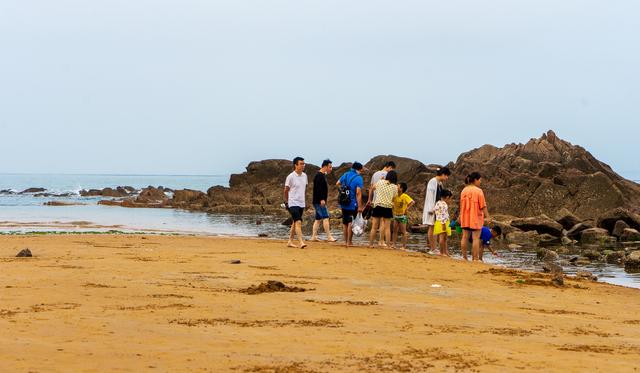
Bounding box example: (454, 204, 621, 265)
(368, 171, 398, 248)
(311, 159, 336, 242)
(284, 157, 308, 249)
(336, 162, 365, 247)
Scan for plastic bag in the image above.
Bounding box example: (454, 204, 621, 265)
(352, 213, 367, 236)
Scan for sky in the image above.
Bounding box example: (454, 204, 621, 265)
(0, 1, 638, 179)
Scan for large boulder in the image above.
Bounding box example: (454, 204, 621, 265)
(505, 230, 540, 246)
(137, 187, 169, 204)
(620, 228, 640, 242)
(553, 208, 582, 230)
(172, 189, 209, 209)
(612, 220, 631, 238)
(510, 215, 564, 237)
(580, 228, 612, 244)
(566, 222, 594, 238)
(624, 251, 640, 272)
(597, 208, 640, 233)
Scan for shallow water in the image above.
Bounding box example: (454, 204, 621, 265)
(1, 174, 639, 289)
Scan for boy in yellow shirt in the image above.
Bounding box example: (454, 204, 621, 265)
(391, 182, 415, 250)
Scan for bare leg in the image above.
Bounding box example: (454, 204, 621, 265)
(460, 229, 469, 260)
(369, 217, 380, 247)
(311, 220, 320, 241)
(322, 219, 335, 241)
(390, 220, 397, 248)
(378, 221, 384, 246)
(439, 234, 449, 256)
(428, 225, 436, 252)
(471, 229, 481, 260)
(343, 224, 350, 247)
(295, 221, 306, 248)
(400, 223, 408, 249)
(383, 218, 391, 247)
(287, 224, 296, 247)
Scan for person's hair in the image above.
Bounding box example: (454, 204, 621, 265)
(399, 182, 408, 193)
(491, 226, 502, 236)
(321, 159, 332, 167)
(384, 161, 396, 169)
(385, 170, 398, 184)
(465, 172, 482, 184)
(352, 162, 363, 171)
(293, 157, 304, 166)
(440, 189, 453, 198)
(436, 166, 451, 176)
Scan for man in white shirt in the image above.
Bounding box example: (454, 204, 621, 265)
(422, 166, 451, 253)
(284, 156, 308, 248)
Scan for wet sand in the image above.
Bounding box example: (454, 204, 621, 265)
(1, 235, 639, 372)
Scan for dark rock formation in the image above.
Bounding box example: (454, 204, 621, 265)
(620, 228, 640, 242)
(16, 248, 32, 257)
(511, 215, 564, 237)
(450, 130, 640, 219)
(597, 208, 640, 233)
(625, 251, 640, 272)
(580, 228, 611, 244)
(98, 131, 640, 225)
(80, 186, 135, 197)
(612, 220, 631, 238)
(19, 187, 46, 194)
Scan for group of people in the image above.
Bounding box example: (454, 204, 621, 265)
(283, 156, 501, 261)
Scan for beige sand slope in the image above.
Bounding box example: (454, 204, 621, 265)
(1, 235, 639, 372)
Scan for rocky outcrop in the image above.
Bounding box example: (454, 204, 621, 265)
(98, 131, 640, 228)
(98, 187, 171, 208)
(19, 187, 46, 194)
(80, 186, 135, 197)
(596, 208, 640, 233)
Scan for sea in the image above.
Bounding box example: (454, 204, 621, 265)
(1, 173, 639, 289)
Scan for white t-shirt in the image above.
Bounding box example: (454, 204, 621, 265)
(285, 171, 308, 208)
(370, 170, 388, 201)
(370, 170, 388, 186)
(422, 177, 440, 225)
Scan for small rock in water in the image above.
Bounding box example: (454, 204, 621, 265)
(258, 233, 268, 237)
(256, 220, 263, 225)
(575, 270, 598, 281)
(542, 262, 563, 274)
(16, 248, 33, 257)
(583, 250, 602, 261)
(552, 273, 564, 286)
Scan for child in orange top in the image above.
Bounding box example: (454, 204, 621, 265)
(459, 172, 491, 261)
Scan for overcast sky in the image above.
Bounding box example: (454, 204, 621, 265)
(1, 1, 638, 179)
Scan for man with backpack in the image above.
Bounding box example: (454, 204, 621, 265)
(336, 162, 365, 247)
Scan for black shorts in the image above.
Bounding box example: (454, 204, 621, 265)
(288, 206, 304, 222)
(372, 206, 393, 219)
(341, 209, 357, 225)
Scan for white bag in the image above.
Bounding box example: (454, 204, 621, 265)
(352, 213, 367, 236)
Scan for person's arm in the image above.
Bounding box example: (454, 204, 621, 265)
(283, 186, 290, 208)
(485, 243, 500, 257)
(405, 200, 415, 212)
(367, 183, 377, 205)
(483, 206, 490, 224)
(356, 187, 363, 212)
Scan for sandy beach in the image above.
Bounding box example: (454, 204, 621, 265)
(1, 234, 639, 372)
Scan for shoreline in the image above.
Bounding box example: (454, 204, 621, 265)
(1, 234, 639, 372)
